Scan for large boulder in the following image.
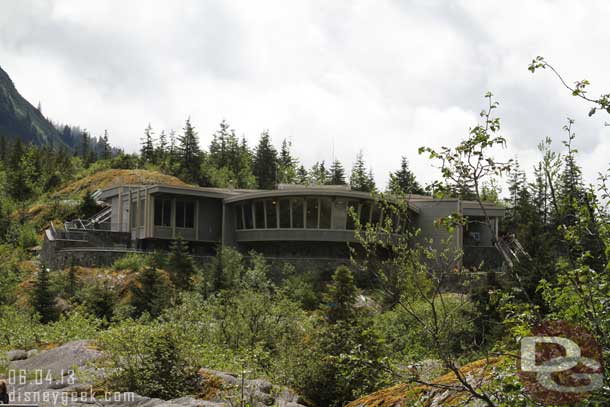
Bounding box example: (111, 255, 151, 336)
(10, 340, 101, 377)
(5, 341, 308, 407)
(6, 349, 28, 361)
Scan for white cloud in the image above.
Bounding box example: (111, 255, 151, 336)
(1, 0, 609, 191)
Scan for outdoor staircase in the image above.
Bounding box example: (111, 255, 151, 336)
(494, 235, 530, 269)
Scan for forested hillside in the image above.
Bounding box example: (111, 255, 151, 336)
(0, 65, 67, 146)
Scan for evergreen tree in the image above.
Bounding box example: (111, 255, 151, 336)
(328, 159, 346, 185)
(100, 130, 112, 160)
(350, 151, 376, 192)
(80, 130, 91, 166)
(167, 236, 196, 290)
(130, 266, 170, 318)
(325, 265, 357, 324)
(177, 119, 202, 184)
(234, 137, 256, 188)
(388, 157, 424, 195)
(155, 130, 168, 165)
(7, 139, 33, 202)
(310, 161, 329, 185)
(32, 265, 56, 323)
(296, 165, 309, 185)
(66, 263, 78, 299)
(277, 139, 297, 184)
(252, 130, 278, 189)
(140, 124, 155, 164)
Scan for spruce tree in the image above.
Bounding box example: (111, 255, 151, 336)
(7, 139, 33, 202)
(277, 139, 297, 184)
(140, 124, 155, 164)
(310, 161, 329, 185)
(350, 151, 376, 192)
(130, 266, 169, 318)
(100, 130, 112, 160)
(80, 130, 91, 165)
(252, 130, 278, 189)
(325, 265, 357, 323)
(32, 265, 56, 323)
(328, 159, 346, 185)
(156, 130, 168, 165)
(167, 236, 196, 290)
(296, 165, 309, 185)
(388, 157, 424, 195)
(177, 119, 202, 184)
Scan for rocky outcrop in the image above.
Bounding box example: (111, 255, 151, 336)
(346, 357, 505, 407)
(5, 341, 307, 407)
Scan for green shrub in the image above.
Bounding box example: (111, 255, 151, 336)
(0, 306, 40, 350)
(98, 320, 198, 399)
(112, 253, 148, 272)
(41, 307, 102, 344)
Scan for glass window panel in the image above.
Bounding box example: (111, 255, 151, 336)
(162, 200, 171, 226)
(359, 201, 371, 226)
(235, 204, 244, 229)
(332, 199, 347, 229)
(306, 198, 319, 228)
(266, 199, 278, 228)
(254, 200, 265, 228)
(346, 200, 358, 230)
(139, 199, 145, 226)
(371, 205, 381, 226)
(130, 201, 136, 228)
(155, 199, 171, 226)
(279, 199, 290, 228)
(154, 199, 163, 226)
(185, 202, 195, 228)
(176, 201, 185, 228)
(291, 198, 304, 228)
(320, 198, 332, 229)
(243, 202, 253, 229)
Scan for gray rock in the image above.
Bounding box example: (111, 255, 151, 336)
(11, 340, 101, 377)
(27, 349, 39, 358)
(6, 349, 28, 361)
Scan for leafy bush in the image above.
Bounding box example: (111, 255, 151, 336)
(41, 307, 102, 344)
(0, 306, 40, 350)
(98, 320, 198, 399)
(112, 253, 147, 272)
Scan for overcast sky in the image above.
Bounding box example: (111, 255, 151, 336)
(1, 0, 609, 191)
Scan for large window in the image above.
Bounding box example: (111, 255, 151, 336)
(176, 200, 195, 228)
(254, 200, 265, 228)
(359, 201, 371, 226)
(371, 205, 381, 226)
(291, 198, 304, 228)
(235, 204, 244, 229)
(306, 198, 319, 228)
(279, 199, 290, 228)
(346, 200, 359, 230)
(320, 198, 332, 229)
(266, 200, 278, 228)
(154, 198, 172, 226)
(243, 202, 253, 229)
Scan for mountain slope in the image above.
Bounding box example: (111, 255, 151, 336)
(0, 65, 67, 147)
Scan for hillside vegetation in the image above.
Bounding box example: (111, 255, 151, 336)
(58, 168, 189, 195)
(0, 65, 66, 146)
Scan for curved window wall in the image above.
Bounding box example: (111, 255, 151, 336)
(234, 197, 405, 232)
